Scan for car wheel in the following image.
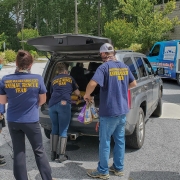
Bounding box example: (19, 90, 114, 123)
(44, 128, 51, 139)
(126, 107, 145, 149)
(152, 91, 162, 117)
(177, 73, 180, 85)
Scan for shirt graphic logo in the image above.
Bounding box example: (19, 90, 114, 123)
(109, 68, 128, 80)
(5, 79, 39, 93)
(52, 77, 72, 86)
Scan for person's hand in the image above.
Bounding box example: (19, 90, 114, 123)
(83, 94, 92, 102)
(78, 94, 82, 100)
(0, 113, 3, 121)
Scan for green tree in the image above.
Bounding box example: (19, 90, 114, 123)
(104, 19, 135, 49)
(0, 0, 21, 51)
(17, 28, 39, 50)
(119, 0, 180, 51)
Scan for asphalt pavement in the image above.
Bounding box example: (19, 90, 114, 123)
(0, 64, 180, 180)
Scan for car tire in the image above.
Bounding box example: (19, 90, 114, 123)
(126, 107, 145, 149)
(152, 91, 162, 117)
(44, 128, 51, 139)
(177, 73, 180, 85)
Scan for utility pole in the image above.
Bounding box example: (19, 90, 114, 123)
(98, 0, 101, 36)
(161, 0, 164, 10)
(75, 0, 78, 34)
(35, 0, 39, 32)
(21, 0, 24, 50)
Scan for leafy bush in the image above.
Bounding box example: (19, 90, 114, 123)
(0, 52, 5, 59)
(104, 19, 135, 49)
(5, 50, 16, 62)
(17, 29, 39, 51)
(30, 50, 39, 60)
(128, 43, 142, 52)
(0, 52, 6, 65)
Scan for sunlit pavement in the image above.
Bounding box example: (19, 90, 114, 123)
(0, 65, 180, 179)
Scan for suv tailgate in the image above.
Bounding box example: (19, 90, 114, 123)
(27, 34, 111, 54)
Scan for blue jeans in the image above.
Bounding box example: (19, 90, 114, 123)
(97, 114, 126, 175)
(49, 101, 71, 137)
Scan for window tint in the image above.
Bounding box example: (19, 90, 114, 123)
(151, 44, 160, 56)
(123, 57, 138, 80)
(134, 57, 147, 78)
(143, 58, 154, 75)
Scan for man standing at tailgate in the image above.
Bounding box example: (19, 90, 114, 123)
(84, 43, 137, 179)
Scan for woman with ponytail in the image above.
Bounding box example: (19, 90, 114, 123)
(0, 50, 54, 180)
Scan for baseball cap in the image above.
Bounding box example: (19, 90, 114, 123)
(99, 43, 114, 53)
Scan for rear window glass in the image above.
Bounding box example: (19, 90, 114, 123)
(123, 57, 138, 80)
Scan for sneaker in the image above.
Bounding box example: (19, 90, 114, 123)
(0, 160, 6, 167)
(0, 155, 5, 161)
(109, 165, 124, 176)
(87, 169, 109, 179)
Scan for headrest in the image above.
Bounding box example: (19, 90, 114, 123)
(88, 62, 101, 71)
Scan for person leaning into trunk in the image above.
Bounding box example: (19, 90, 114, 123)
(0, 50, 54, 180)
(84, 43, 137, 179)
(48, 63, 80, 163)
(0, 103, 6, 167)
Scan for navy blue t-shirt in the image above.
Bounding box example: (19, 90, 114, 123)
(92, 60, 135, 117)
(48, 74, 78, 107)
(0, 73, 47, 123)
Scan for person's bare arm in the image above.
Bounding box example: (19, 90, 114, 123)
(84, 80, 98, 101)
(129, 80, 137, 89)
(39, 94, 46, 106)
(0, 95, 7, 104)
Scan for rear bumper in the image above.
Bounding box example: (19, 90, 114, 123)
(39, 116, 135, 136)
(39, 104, 137, 136)
(39, 116, 99, 136)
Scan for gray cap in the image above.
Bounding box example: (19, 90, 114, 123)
(99, 43, 114, 53)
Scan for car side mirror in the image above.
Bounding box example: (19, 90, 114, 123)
(155, 68, 164, 76)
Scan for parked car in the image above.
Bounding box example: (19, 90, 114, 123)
(27, 34, 163, 149)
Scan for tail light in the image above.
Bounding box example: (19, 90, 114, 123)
(128, 89, 131, 109)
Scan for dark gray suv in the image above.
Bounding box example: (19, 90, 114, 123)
(27, 34, 163, 149)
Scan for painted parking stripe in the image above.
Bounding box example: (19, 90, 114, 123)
(160, 102, 180, 119)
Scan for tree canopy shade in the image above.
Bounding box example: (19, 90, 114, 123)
(104, 19, 135, 49)
(104, 0, 180, 51)
(0, 0, 179, 52)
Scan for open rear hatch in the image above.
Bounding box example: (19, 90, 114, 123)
(27, 34, 112, 55)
